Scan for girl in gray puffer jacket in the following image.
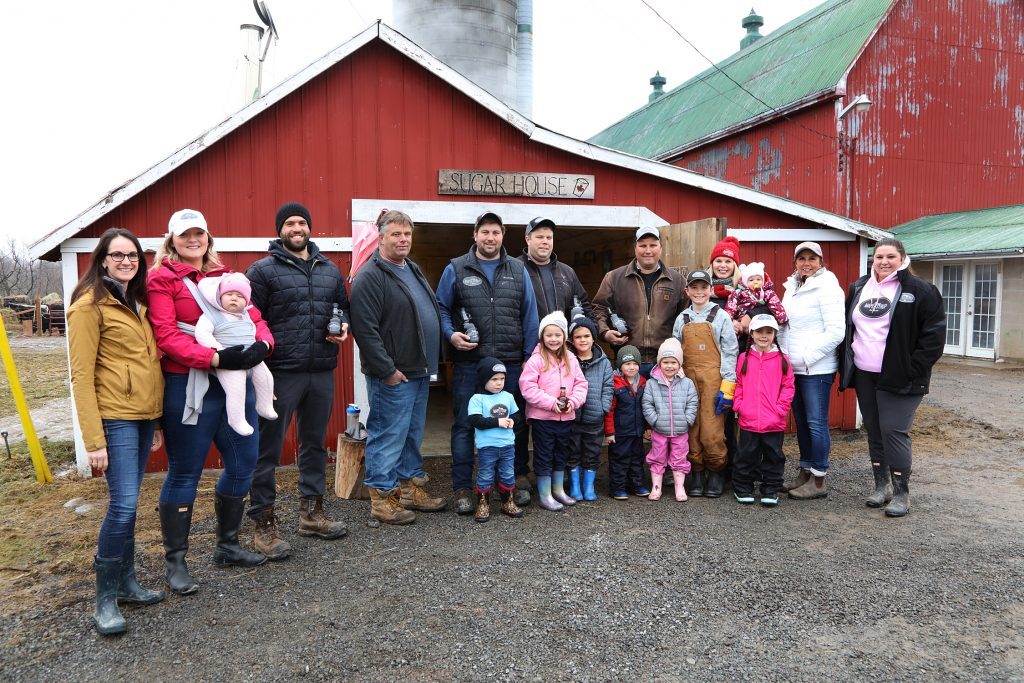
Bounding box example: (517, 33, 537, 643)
(567, 318, 613, 501)
(642, 338, 699, 502)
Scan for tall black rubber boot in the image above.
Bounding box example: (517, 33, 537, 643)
(158, 502, 199, 595)
(118, 538, 165, 605)
(865, 461, 893, 508)
(685, 470, 706, 497)
(211, 493, 267, 568)
(705, 470, 724, 498)
(93, 556, 126, 635)
(884, 470, 910, 517)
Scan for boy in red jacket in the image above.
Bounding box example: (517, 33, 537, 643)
(603, 346, 651, 500)
(732, 314, 795, 506)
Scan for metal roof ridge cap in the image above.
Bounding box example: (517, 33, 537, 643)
(531, 128, 887, 241)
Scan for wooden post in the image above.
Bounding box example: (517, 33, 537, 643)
(333, 434, 370, 500)
(661, 218, 726, 271)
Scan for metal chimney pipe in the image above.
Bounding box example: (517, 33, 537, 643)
(516, 0, 533, 118)
(239, 23, 265, 105)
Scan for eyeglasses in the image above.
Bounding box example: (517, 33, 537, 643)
(107, 251, 140, 263)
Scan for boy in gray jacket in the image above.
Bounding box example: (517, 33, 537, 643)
(642, 338, 699, 502)
(566, 318, 613, 500)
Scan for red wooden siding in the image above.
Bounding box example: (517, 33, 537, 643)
(72, 40, 863, 471)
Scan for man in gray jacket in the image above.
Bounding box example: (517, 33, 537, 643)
(349, 210, 447, 524)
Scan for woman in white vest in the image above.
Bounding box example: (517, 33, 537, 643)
(779, 242, 846, 499)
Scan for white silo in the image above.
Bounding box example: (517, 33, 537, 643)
(392, 0, 522, 113)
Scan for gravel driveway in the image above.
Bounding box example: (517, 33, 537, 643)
(2, 363, 1022, 682)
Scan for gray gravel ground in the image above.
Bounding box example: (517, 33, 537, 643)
(2, 364, 1022, 682)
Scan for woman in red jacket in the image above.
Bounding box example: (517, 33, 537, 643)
(731, 314, 795, 507)
(148, 209, 274, 595)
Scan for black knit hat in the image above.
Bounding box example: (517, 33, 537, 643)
(476, 356, 507, 392)
(275, 202, 312, 235)
(568, 316, 598, 340)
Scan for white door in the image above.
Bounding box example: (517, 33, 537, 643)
(937, 261, 1000, 359)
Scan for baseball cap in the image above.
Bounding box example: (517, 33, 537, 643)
(793, 241, 824, 259)
(168, 209, 208, 236)
(635, 226, 661, 241)
(686, 269, 712, 285)
(749, 313, 779, 331)
(526, 217, 556, 235)
(474, 211, 504, 229)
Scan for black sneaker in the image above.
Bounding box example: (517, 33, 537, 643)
(734, 491, 755, 504)
(760, 492, 779, 507)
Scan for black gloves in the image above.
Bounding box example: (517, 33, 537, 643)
(215, 342, 269, 370)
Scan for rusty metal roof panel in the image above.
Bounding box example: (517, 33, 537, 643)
(589, 0, 894, 159)
(889, 204, 1024, 257)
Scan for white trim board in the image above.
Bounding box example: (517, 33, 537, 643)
(728, 228, 855, 242)
(31, 22, 886, 261)
(59, 237, 353, 254)
(352, 199, 667, 228)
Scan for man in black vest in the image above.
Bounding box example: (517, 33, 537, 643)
(246, 202, 349, 560)
(436, 212, 539, 514)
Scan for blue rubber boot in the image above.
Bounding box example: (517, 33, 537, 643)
(551, 470, 576, 506)
(536, 476, 563, 511)
(568, 467, 583, 500)
(582, 469, 598, 501)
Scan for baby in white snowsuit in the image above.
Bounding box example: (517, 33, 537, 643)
(195, 273, 277, 435)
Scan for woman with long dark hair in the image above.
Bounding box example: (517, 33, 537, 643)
(147, 209, 273, 595)
(839, 237, 945, 517)
(68, 227, 165, 635)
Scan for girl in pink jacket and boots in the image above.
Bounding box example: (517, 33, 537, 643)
(520, 312, 588, 511)
(642, 338, 699, 501)
(731, 314, 795, 506)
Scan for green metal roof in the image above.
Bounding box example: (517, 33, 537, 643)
(889, 205, 1024, 258)
(588, 0, 893, 159)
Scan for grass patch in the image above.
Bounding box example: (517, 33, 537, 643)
(0, 346, 69, 419)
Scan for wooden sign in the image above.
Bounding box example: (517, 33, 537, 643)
(438, 169, 595, 200)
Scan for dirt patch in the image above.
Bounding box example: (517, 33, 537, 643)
(0, 345, 70, 421)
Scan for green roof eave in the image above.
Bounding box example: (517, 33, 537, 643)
(889, 204, 1024, 258)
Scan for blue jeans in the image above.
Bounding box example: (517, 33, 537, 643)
(792, 373, 835, 473)
(451, 362, 524, 490)
(363, 375, 429, 491)
(160, 372, 260, 505)
(97, 419, 157, 558)
(476, 445, 515, 492)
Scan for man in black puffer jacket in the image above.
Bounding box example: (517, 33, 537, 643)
(246, 202, 349, 559)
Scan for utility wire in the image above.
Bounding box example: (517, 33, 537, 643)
(638, 0, 839, 144)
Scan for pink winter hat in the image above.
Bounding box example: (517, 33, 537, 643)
(657, 337, 683, 364)
(218, 272, 252, 304)
(739, 262, 765, 287)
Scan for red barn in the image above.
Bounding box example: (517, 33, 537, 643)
(32, 22, 884, 475)
(592, 0, 1024, 361)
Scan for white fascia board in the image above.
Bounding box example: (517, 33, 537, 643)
(60, 237, 353, 254)
(729, 228, 855, 242)
(351, 199, 665, 229)
(529, 127, 888, 242)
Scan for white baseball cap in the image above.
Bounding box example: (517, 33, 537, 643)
(168, 209, 208, 236)
(749, 314, 779, 331)
(635, 226, 661, 241)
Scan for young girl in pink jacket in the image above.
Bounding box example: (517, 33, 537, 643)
(731, 314, 795, 507)
(519, 312, 588, 511)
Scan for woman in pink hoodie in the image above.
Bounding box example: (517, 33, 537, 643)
(732, 314, 795, 506)
(519, 312, 588, 511)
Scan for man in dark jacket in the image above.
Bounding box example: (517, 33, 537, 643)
(435, 211, 539, 514)
(246, 202, 349, 559)
(349, 210, 447, 525)
(518, 216, 593, 321)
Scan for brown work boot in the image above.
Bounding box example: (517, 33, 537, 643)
(474, 492, 491, 523)
(298, 496, 348, 540)
(783, 468, 811, 492)
(399, 476, 447, 512)
(500, 489, 524, 519)
(252, 507, 291, 560)
(369, 488, 416, 525)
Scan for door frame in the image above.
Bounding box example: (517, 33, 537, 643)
(933, 259, 1002, 359)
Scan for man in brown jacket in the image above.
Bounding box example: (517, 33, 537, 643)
(593, 226, 686, 377)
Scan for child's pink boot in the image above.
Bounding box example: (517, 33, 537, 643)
(649, 472, 663, 501)
(673, 471, 688, 501)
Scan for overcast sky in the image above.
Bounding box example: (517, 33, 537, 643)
(4, 0, 821, 248)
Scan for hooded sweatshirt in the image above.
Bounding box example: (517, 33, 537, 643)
(851, 257, 910, 372)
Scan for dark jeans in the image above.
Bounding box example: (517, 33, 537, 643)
(568, 421, 604, 470)
(451, 361, 526, 490)
(792, 373, 835, 474)
(853, 370, 922, 473)
(531, 419, 572, 477)
(249, 370, 335, 517)
(97, 419, 156, 558)
(733, 429, 786, 497)
(609, 434, 645, 493)
(363, 375, 429, 491)
(161, 373, 259, 505)
(476, 445, 515, 492)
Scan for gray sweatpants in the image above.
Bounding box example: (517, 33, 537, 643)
(853, 370, 923, 473)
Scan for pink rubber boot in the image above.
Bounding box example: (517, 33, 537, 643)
(674, 471, 688, 501)
(649, 472, 663, 501)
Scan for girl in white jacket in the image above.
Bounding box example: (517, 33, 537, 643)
(778, 242, 846, 500)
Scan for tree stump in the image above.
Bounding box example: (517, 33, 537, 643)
(334, 435, 370, 500)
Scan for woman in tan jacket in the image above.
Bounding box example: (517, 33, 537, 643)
(68, 228, 165, 635)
